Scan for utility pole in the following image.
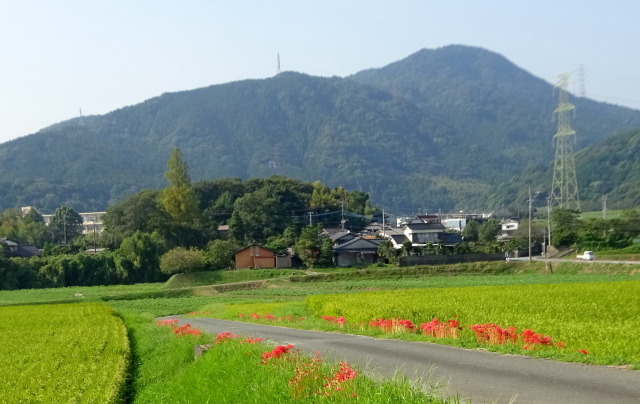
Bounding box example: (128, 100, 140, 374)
(528, 187, 540, 262)
(602, 195, 608, 219)
(92, 220, 97, 253)
(307, 211, 313, 226)
(547, 196, 552, 254)
(340, 200, 346, 231)
(382, 209, 386, 237)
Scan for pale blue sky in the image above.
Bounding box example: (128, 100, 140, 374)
(1, 1, 639, 144)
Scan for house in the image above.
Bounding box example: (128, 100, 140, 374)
(332, 237, 382, 267)
(404, 222, 445, 245)
(384, 217, 461, 249)
(234, 244, 276, 269)
(330, 231, 357, 246)
(0, 238, 41, 258)
(441, 218, 466, 232)
(497, 219, 519, 241)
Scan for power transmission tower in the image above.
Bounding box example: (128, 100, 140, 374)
(549, 73, 581, 211)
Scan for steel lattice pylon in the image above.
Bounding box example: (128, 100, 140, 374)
(549, 73, 580, 211)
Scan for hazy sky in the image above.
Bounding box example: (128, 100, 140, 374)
(1, 1, 639, 144)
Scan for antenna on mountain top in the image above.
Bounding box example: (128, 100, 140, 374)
(277, 53, 281, 75)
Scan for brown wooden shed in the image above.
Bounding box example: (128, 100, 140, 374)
(234, 244, 276, 269)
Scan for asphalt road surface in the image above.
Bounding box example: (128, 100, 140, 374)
(509, 257, 640, 264)
(161, 317, 640, 404)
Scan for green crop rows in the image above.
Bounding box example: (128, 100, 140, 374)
(306, 280, 640, 367)
(0, 302, 130, 403)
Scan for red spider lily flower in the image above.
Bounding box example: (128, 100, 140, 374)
(334, 362, 358, 382)
(215, 331, 238, 342)
(238, 313, 245, 318)
(241, 337, 263, 344)
(470, 323, 518, 344)
(264, 313, 276, 321)
(577, 349, 589, 355)
(323, 362, 359, 392)
(322, 315, 347, 327)
(261, 344, 295, 363)
(156, 319, 179, 328)
(369, 318, 417, 333)
(250, 313, 261, 319)
(173, 324, 202, 336)
(421, 318, 462, 338)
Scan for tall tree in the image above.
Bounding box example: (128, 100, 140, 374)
(115, 231, 165, 283)
(49, 206, 84, 244)
(295, 224, 332, 268)
(159, 148, 200, 223)
(101, 189, 170, 248)
(550, 208, 581, 247)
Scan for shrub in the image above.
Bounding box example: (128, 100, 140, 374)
(160, 247, 206, 275)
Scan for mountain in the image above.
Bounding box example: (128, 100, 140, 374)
(1, 45, 639, 214)
(577, 128, 640, 209)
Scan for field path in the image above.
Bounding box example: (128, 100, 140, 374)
(160, 317, 640, 404)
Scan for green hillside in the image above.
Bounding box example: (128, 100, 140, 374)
(1, 45, 639, 213)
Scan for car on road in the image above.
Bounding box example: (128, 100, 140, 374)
(577, 251, 595, 261)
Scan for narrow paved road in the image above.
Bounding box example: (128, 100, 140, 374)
(161, 317, 640, 404)
(509, 257, 640, 264)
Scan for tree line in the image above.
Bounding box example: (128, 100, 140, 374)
(0, 148, 378, 290)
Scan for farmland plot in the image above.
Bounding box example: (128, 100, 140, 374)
(307, 281, 640, 367)
(0, 303, 129, 403)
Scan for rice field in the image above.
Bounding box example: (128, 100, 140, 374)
(306, 280, 640, 367)
(0, 302, 130, 403)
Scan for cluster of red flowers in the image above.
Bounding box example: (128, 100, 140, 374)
(521, 328, 558, 350)
(238, 313, 306, 322)
(215, 331, 263, 345)
(234, 311, 589, 356)
(156, 319, 202, 336)
(287, 352, 358, 398)
(261, 344, 295, 363)
(420, 318, 462, 338)
(470, 323, 519, 345)
(242, 336, 264, 344)
(173, 324, 202, 336)
(322, 315, 346, 326)
(470, 323, 565, 350)
(156, 319, 179, 327)
(369, 318, 416, 333)
(288, 353, 324, 399)
(326, 362, 358, 386)
(215, 331, 238, 341)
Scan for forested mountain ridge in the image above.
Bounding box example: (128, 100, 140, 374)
(1, 45, 640, 213)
